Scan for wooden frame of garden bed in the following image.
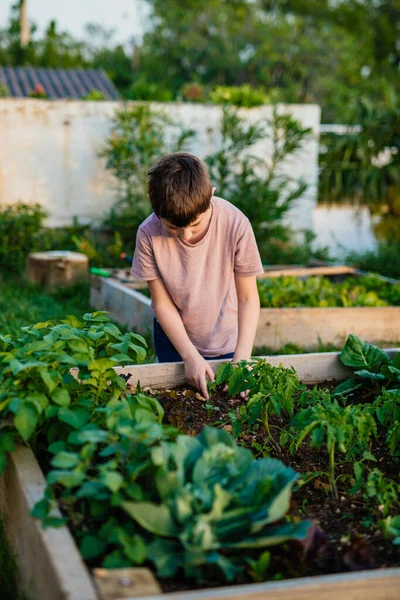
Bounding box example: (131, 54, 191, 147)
(90, 268, 400, 348)
(1, 350, 400, 600)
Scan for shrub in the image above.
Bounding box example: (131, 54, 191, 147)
(125, 76, 173, 102)
(82, 89, 107, 101)
(0, 202, 47, 274)
(209, 84, 267, 108)
(0, 82, 10, 97)
(205, 106, 313, 260)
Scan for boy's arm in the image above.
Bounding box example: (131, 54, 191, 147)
(148, 279, 215, 399)
(233, 274, 260, 362)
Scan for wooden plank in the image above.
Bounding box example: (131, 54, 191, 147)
(0, 446, 97, 600)
(113, 349, 399, 389)
(94, 568, 161, 599)
(3, 352, 400, 600)
(257, 266, 356, 279)
(133, 569, 400, 600)
(256, 307, 400, 350)
(90, 277, 152, 336)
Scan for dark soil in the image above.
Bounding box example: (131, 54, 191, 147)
(128, 379, 400, 590)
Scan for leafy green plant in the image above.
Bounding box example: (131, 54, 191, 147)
(257, 275, 400, 308)
(81, 89, 107, 101)
(210, 360, 301, 447)
(205, 106, 312, 260)
(0, 202, 48, 274)
(0, 311, 147, 468)
(209, 84, 267, 108)
(290, 394, 377, 499)
(351, 465, 400, 518)
(336, 334, 400, 398)
(319, 88, 400, 217)
(380, 515, 400, 545)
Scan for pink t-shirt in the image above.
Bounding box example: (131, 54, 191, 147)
(131, 197, 263, 356)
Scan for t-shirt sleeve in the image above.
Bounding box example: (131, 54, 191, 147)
(131, 227, 161, 281)
(234, 218, 264, 276)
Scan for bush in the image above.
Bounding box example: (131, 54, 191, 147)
(125, 76, 173, 102)
(82, 89, 107, 101)
(0, 203, 47, 274)
(205, 106, 313, 261)
(209, 84, 267, 108)
(0, 82, 10, 97)
(346, 241, 400, 280)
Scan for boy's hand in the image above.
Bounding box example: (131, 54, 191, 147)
(184, 354, 215, 400)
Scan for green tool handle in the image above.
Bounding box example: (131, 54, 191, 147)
(90, 267, 111, 277)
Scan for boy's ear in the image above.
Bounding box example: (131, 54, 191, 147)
(212, 186, 216, 196)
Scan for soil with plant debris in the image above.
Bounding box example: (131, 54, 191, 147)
(126, 379, 400, 589)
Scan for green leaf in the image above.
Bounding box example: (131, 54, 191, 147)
(102, 471, 123, 493)
(51, 451, 79, 469)
(0, 451, 6, 475)
(51, 388, 71, 407)
(15, 403, 38, 441)
(0, 431, 15, 452)
(354, 370, 386, 381)
(340, 334, 389, 370)
(80, 535, 107, 559)
(47, 470, 85, 488)
(31, 499, 51, 519)
(122, 502, 179, 536)
(58, 407, 90, 429)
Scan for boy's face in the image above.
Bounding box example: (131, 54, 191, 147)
(160, 188, 215, 243)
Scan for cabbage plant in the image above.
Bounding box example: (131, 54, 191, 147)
(122, 428, 309, 581)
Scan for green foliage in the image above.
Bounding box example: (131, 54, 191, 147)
(0, 81, 10, 97)
(39, 412, 308, 581)
(257, 275, 400, 308)
(380, 515, 400, 545)
(211, 360, 301, 443)
(0, 312, 147, 460)
(339, 334, 390, 371)
(81, 89, 107, 101)
(352, 465, 400, 519)
(209, 85, 267, 108)
(205, 106, 312, 260)
(101, 104, 194, 245)
(290, 394, 377, 499)
(0, 202, 48, 274)
(125, 76, 174, 102)
(319, 89, 400, 215)
(0, 518, 25, 600)
(347, 241, 400, 280)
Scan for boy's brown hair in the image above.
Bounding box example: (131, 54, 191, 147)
(147, 152, 212, 227)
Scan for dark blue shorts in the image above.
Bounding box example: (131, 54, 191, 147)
(153, 319, 234, 363)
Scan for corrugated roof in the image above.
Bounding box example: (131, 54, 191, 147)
(0, 66, 119, 99)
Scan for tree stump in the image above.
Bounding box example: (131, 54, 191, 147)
(25, 251, 89, 287)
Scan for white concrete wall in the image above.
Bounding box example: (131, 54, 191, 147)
(0, 99, 320, 229)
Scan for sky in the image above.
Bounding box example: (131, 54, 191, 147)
(0, 0, 149, 45)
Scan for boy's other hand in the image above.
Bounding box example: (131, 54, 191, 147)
(184, 354, 215, 400)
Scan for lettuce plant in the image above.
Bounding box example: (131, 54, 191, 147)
(123, 428, 309, 581)
(0, 312, 147, 470)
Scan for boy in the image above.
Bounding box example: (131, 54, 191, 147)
(131, 152, 263, 399)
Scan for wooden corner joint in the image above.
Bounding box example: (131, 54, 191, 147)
(93, 567, 162, 599)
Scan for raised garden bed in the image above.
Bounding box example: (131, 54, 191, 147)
(1, 338, 400, 600)
(90, 266, 400, 348)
